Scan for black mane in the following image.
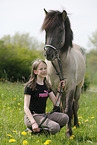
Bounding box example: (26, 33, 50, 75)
(42, 10, 73, 52)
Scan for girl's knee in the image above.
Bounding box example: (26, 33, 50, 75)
(60, 114, 69, 127)
(50, 123, 60, 135)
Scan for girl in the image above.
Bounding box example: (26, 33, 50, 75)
(24, 60, 69, 135)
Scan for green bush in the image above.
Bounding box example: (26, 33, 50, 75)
(0, 37, 44, 82)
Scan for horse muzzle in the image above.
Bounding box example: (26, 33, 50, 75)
(44, 45, 58, 61)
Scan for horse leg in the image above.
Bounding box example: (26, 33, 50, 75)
(65, 88, 75, 137)
(73, 80, 84, 127)
(73, 85, 81, 127)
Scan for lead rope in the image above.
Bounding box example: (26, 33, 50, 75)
(39, 58, 65, 128)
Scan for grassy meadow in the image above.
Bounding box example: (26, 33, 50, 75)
(0, 81, 97, 145)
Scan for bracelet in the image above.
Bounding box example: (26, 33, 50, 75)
(57, 90, 63, 93)
(31, 121, 36, 125)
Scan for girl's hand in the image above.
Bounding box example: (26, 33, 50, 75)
(32, 122, 40, 132)
(58, 80, 66, 91)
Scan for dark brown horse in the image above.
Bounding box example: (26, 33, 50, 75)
(42, 9, 86, 137)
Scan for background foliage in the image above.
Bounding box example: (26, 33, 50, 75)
(0, 33, 44, 82)
(0, 30, 97, 87)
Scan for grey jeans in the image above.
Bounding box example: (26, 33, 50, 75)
(24, 112, 69, 135)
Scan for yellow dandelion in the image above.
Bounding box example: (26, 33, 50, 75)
(14, 98, 16, 100)
(72, 135, 75, 137)
(90, 125, 93, 127)
(70, 136, 73, 139)
(7, 134, 12, 137)
(13, 130, 17, 133)
(3, 105, 5, 107)
(91, 117, 94, 119)
(23, 140, 28, 145)
(19, 108, 21, 110)
(36, 140, 39, 143)
(44, 140, 51, 144)
(9, 139, 16, 142)
(21, 131, 27, 135)
(18, 103, 20, 105)
(74, 126, 76, 129)
(13, 101, 15, 103)
(85, 119, 88, 122)
(78, 122, 81, 125)
(78, 117, 82, 119)
(8, 107, 10, 109)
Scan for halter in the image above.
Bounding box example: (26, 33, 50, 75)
(39, 44, 66, 128)
(44, 44, 64, 81)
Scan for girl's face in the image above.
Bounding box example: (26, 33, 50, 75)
(34, 62, 47, 79)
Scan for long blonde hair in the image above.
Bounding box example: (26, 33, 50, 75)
(25, 59, 51, 91)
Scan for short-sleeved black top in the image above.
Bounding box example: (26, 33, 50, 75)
(24, 83, 52, 114)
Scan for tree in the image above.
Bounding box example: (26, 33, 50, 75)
(0, 33, 45, 82)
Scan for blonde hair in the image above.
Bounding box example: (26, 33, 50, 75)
(25, 59, 50, 91)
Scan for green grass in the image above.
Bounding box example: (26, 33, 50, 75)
(0, 81, 97, 145)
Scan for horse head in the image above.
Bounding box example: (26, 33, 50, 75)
(42, 9, 73, 61)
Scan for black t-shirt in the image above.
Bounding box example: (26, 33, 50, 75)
(24, 83, 52, 114)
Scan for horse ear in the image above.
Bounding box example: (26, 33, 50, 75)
(62, 10, 67, 21)
(44, 8, 48, 14)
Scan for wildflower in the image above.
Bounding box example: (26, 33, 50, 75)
(3, 105, 5, 107)
(36, 140, 39, 143)
(18, 103, 20, 105)
(78, 122, 81, 125)
(19, 108, 21, 110)
(7, 134, 12, 137)
(91, 117, 94, 119)
(23, 140, 28, 145)
(73, 126, 76, 129)
(70, 136, 73, 139)
(90, 125, 93, 127)
(8, 107, 10, 109)
(14, 98, 16, 100)
(9, 139, 16, 142)
(13, 101, 15, 103)
(72, 135, 75, 138)
(78, 117, 82, 119)
(85, 119, 88, 122)
(21, 131, 27, 135)
(44, 140, 51, 144)
(13, 130, 17, 133)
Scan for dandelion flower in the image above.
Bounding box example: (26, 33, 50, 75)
(21, 131, 27, 135)
(90, 125, 93, 127)
(74, 126, 76, 129)
(70, 136, 73, 139)
(18, 103, 20, 105)
(44, 140, 51, 144)
(23, 140, 28, 145)
(9, 139, 16, 142)
(36, 140, 39, 143)
(14, 98, 16, 100)
(85, 119, 88, 122)
(7, 134, 12, 137)
(3, 105, 5, 107)
(91, 117, 94, 119)
(78, 117, 82, 119)
(13, 130, 17, 133)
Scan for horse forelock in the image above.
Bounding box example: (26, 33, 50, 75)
(42, 10, 62, 31)
(42, 10, 73, 52)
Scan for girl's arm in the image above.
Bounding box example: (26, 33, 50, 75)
(49, 80, 65, 106)
(24, 94, 40, 132)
